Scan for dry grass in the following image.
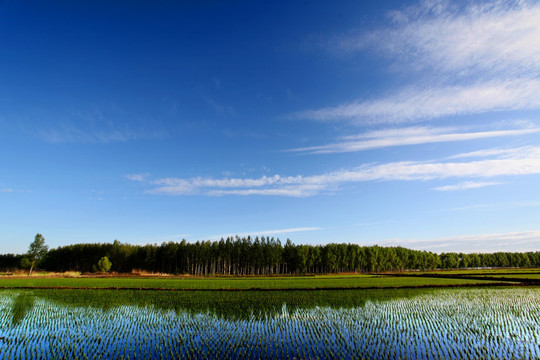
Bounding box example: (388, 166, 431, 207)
(130, 269, 173, 277)
(0, 270, 81, 278)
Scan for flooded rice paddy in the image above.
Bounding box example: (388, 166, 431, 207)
(0, 287, 539, 359)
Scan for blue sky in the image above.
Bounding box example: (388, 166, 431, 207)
(1, 0, 539, 254)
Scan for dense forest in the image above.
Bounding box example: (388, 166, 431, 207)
(1, 237, 539, 274)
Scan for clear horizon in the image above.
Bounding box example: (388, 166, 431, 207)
(1, 0, 539, 254)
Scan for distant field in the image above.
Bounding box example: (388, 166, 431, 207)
(418, 268, 540, 275)
(0, 274, 513, 290)
(474, 273, 540, 280)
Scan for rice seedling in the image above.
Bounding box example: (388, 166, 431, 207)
(0, 274, 509, 290)
(0, 288, 538, 359)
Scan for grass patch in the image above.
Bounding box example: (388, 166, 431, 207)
(473, 273, 540, 280)
(0, 274, 510, 290)
(417, 268, 540, 275)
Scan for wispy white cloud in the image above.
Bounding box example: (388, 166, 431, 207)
(295, 1, 540, 124)
(39, 122, 163, 143)
(432, 181, 502, 191)
(433, 200, 540, 213)
(446, 146, 539, 160)
(357, 0, 540, 77)
(288, 125, 539, 154)
(34, 105, 166, 144)
(374, 230, 540, 253)
(206, 185, 326, 198)
(207, 227, 322, 240)
(148, 176, 326, 198)
(292, 78, 540, 123)
(124, 174, 148, 182)
(139, 146, 540, 197)
(40, 128, 136, 143)
(0, 188, 30, 193)
(204, 96, 236, 116)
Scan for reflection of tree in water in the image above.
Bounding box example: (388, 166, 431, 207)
(1, 288, 538, 360)
(11, 293, 35, 325)
(28, 288, 426, 320)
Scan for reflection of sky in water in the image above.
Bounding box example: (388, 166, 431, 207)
(0, 289, 539, 359)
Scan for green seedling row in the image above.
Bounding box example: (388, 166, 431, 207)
(0, 275, 507, 290)
(0, 288, 538, 359)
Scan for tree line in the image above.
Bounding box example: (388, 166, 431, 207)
(1, 236, 539, 274)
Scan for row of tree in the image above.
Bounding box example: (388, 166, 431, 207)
(2, 236, 539, 274)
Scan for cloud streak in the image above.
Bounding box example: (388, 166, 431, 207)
(140, 146, 540, 197)
(446, 147, 538, 160)
(432, 181, 502, 192)
(294, 1, 540, 124)
(39, 123, 163, 143)
(374, 230, 540, 253)
(124, 174, 148, 182)
(292, 78, 540, 123)
(357, 0, 540, 76)
(288, 125, 539, 154)
(0, 188, 30, 193)
(34, 106, 166, 144)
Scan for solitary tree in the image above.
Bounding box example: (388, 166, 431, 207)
(96, 256, 112, 273)
(24, 233, 48, 275)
